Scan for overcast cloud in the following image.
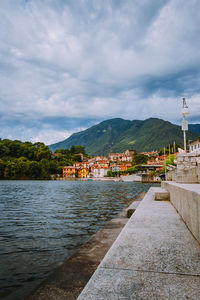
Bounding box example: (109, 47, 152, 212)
(0, 0, 200, 144)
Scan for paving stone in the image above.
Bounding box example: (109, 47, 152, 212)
(78, 268, 200, 300)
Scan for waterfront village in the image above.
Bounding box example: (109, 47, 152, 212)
(59, 144, 180, 181)
(61, 149, 163, 181)
(61, 138, 200, 182)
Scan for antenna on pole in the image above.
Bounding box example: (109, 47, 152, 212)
(182, 98, 190, 117)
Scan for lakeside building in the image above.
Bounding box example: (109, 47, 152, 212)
(74, 153, 84, 161)
(141, 150, 158, 157)
(147, 155, 167, 165)
(110, 164, 120, 172)
(63, 166, 76, 178)
(119, 162, 132, 171)
(92, 166, 110, 178)
(189, 139, 200, 155)
(95, 160, 109, 168)
(109, 150, 135, 162)
(94, 156, 109, 162)
(137, 164, 163, 183)
(63, 164, 90, 178)
(110, 162, 132, 172)
(90, 158, 110, 177)
(77, 168, 89, 178)
(73, 162, 82, 169)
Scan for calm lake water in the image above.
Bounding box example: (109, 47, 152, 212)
(0, 180, 153, 299)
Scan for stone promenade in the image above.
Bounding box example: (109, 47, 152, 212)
(78, 187, 200, 299)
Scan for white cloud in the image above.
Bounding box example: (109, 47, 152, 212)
(32, 128, 87, 145)
(0, 0, 200, 143)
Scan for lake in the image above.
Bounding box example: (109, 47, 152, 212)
(0, 180, 153, 299)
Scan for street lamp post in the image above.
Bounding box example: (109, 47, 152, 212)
(182, 98, 190, 153)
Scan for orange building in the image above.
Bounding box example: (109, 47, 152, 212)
(110, 162, 132, 172)
(119, 163, 132, 171)
(77, 168, 89, 178)
(63, 166, 76, 178)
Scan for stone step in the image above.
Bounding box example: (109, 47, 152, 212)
(154, 188, 170, 201)
(126, 201, 141, 218)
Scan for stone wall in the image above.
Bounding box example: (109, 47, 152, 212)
(172, 153, 199, 183)
(162, 181, 200, 244)
(176, 153, 197, 170)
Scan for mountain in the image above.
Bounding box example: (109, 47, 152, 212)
(49, 118, 199, 155)
(188, 124, 200, 135)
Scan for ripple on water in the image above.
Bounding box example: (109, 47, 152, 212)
(0, 180, 153, 300)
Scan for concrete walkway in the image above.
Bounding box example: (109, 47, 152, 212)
(78, 187, 200, 299)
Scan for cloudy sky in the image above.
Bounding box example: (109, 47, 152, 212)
(0, 0, 200, 145)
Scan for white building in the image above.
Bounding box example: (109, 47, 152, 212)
(189, 140, 200, 155)
(92, 167, 109, 178)
(109, 150, 134, 162)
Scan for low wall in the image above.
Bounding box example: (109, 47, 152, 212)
(172, 166, 199, 183)
(173, 153, 200, 183)
(162, 181, 200, 244)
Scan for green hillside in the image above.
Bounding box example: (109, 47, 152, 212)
(189, 124, 200, 134)
(49, 118, 199, 155)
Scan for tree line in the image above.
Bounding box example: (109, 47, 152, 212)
(0, 138, 86, 180)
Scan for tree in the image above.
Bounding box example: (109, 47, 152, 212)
(30, 161, 41, 179)
(164, 154, 176, 168)
(132, 154, 148, 165)
(70, 145, 76, 154)
(39, 159, 50, 179)
(0, 138, 88, 180)
(74, 145, 85, 154)
(35, 145, 51, 161)
(0, 143, 10, 157)
(0, 159, 5, 179)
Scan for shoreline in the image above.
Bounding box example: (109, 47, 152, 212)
(58, 177, 161, 183)
(26, 192, 146, 300)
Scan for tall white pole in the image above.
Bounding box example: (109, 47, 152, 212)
(164, 147, 166, 180)
(174, 141, 176, 161)
(183, 128, 186, 152)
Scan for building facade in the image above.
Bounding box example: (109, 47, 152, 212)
(92, 167, 110, 178)
(109, 150, 134, 162)
(189, 140, 200, 154)
(63, 166, 76, 178)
